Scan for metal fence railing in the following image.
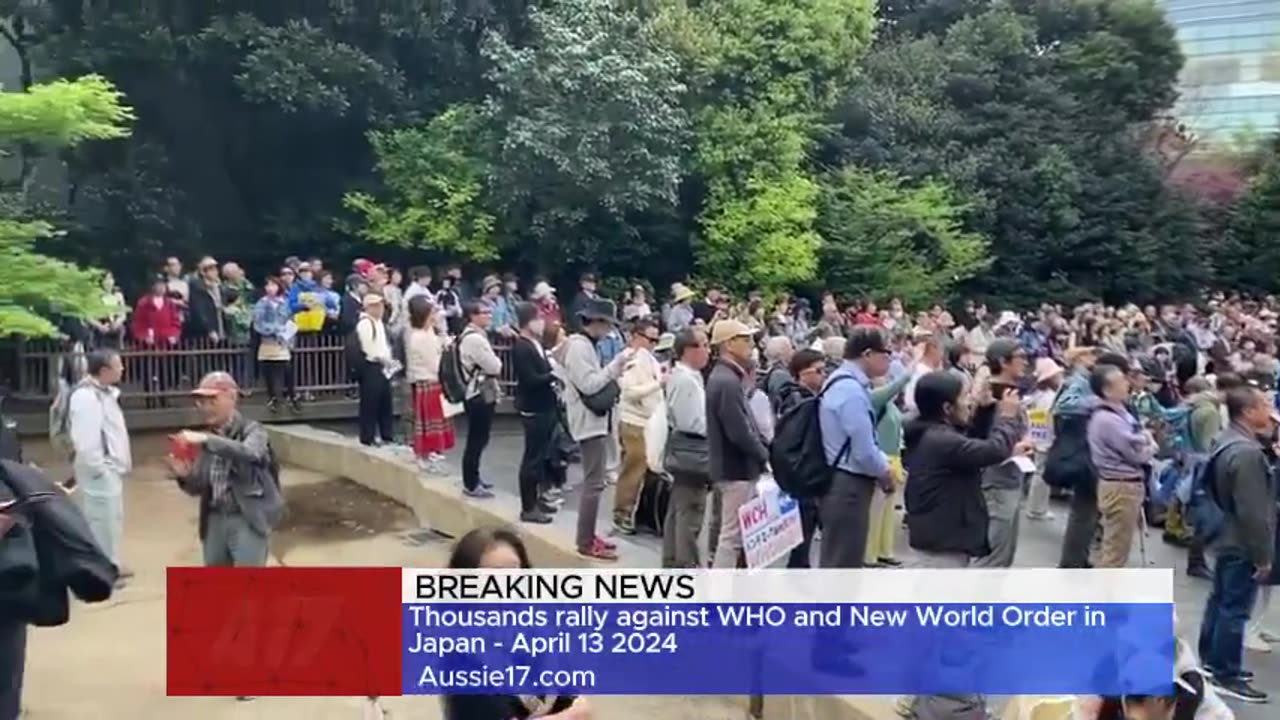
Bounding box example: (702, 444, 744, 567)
(0, 334, 517, 410)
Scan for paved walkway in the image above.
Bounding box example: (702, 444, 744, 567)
(18, 446, 741, 720)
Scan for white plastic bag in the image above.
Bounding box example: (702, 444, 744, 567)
(644, 395, 669, 474)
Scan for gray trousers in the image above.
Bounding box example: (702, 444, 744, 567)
(203, 511, 270, 567)
(818, 470, 877, 568)
(1059, 489, 1099, 568)
(972, 484, 1023, 568)
(661, 473, 712, 568)
(576, 436, 609, 551)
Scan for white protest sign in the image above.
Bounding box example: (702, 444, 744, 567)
(737, 478, 803, 569)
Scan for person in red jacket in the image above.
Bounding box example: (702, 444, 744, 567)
(132, 275, 183, 347)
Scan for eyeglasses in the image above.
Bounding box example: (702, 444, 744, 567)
(643, 334, 662, 343)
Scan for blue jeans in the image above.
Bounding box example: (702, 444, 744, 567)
(1198, 551, 1258, 678)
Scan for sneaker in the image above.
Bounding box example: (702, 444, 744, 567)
(521, 510, 554, 525)
(289, 397, 303, 413)
(463, 487, 494, 499)
(578, 537, 618, 561)
(538, 500, 559, 514)
(1209, 675, 1268, 703)
(877, 557, 903, 568)
(612, 522, 637, 536)
(266, 398, 279, 414)
(1245, 626, 1272, 653)
(1262, 628, 1280, 644)
(479, 478, 495, 490)
(1026, 510, 1055, 521)
(1205, 666, 1254, 681)
(595, 535, 618, 550)
(428, 452, 447, 463)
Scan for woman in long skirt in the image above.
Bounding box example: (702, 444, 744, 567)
(405, 295, 454, 471)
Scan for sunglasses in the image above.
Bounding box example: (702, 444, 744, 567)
(643, 334, 662, 343)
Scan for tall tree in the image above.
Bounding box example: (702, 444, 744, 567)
(0, 75, 132, 336)
(818, 167, 989, 307)
(822, 0, 1200, 305)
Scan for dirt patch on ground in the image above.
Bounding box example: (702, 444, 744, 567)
(272, 477, 416, 563)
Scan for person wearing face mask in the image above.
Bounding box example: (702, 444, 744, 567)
(511, 303, 559, 524)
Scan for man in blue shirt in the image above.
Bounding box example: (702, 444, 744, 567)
(818, 326, 898, 567)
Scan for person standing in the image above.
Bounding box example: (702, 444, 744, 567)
(970, 339, 1031, 568)
(818, 327, 897, 568)
(185, 257, 225, 343)
(865, 362, 915, 567)
(566, 272, 600, 334)
(706, 319, 769, 568)
(661, 328, 712, 568)
(404, 296, 453, 473)
(355, 294, 395, 447)
(1054, 346, 1101, 568)
(612, 318, 664, 535)
(511, 302, 558, 524)
(252, 277, 298, 414)
(562, 298, 633, 560)
(1086, 364, 1154, 568)
(777, 349, 827, 568)
(456, 301, 503, 498)
(68, 349, 132, 587)
(1198, 385, 1276, 703)
(1024, 358, 1063, 521)
(167, 372, 284, 568)
(903, 371, 1023, 568)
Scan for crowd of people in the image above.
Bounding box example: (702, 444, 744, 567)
(27, 254, 1280, 716)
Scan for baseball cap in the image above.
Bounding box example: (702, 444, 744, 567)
(710, 319, 757, 346)
(190, 371, 240, 398)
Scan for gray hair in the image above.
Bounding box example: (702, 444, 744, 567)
(763, 335, 793, 363)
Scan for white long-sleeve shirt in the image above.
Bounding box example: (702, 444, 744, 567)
(69, 379, 133, 491)
(619, 347, 662, 427)
(356, 314, 392, 364)
(404, 327, 442, 383)
(665, 361, 706, 437)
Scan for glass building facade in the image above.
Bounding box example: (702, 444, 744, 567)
(1158, 0, 1280, 140)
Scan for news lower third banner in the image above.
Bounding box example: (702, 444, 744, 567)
(167, 568, 1175, 697)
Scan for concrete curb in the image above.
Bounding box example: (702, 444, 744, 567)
(266, 423, 899, 720)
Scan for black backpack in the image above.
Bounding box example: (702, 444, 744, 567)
(439, 329, 477, 404)
(770, 375, 854, 499)
(343, 318, 371, 380)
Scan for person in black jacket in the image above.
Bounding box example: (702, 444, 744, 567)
(511, 302, 559, 525)
(902, 371, 1023, 567)
(706, 319, 769, 569)
(185, 257, 226, 342)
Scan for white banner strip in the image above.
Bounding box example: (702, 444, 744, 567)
(399, 568, 1173, 605)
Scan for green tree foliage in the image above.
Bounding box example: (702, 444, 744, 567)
(1, 0, 1256, 307)
(342, 106, 498, 260)
(677, 0, 875, 291)
(0, 75, 132, 336)
(818, 167, 989, 307)
(344, 0, 690, 272)
(1217, 146, 1280, 295)
(823, 0, 1200, 305)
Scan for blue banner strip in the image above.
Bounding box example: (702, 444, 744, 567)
(401, 603, 1174, 696)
